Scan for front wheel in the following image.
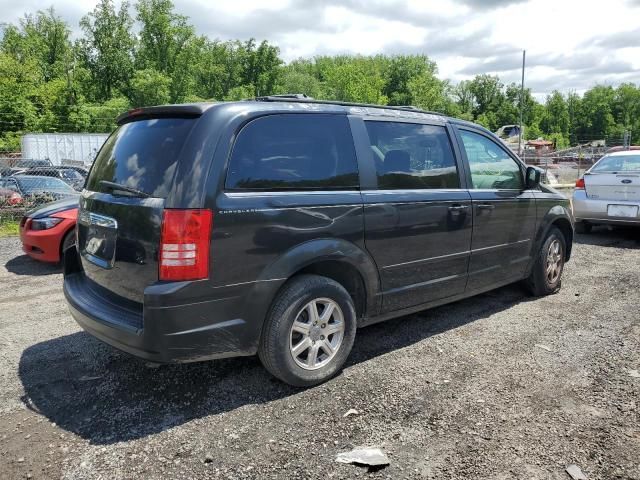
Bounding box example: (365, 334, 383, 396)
(258, 274, 357, 387)
(525, 227, 566, 296)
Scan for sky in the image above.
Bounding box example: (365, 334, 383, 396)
(2, 0, 639, 99)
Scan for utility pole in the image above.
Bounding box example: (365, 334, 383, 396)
(518, 50, 526, 157)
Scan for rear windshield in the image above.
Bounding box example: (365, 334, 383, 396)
(591, 154, 640, 173)
(16, 176, 75, 193)
(86, 118, 196, 197)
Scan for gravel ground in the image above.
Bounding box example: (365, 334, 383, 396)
(0, 229, 639, 480)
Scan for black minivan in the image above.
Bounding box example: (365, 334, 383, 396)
(64, 97, 574, 386)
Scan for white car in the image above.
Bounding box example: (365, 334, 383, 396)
(573, 150, 640, 233)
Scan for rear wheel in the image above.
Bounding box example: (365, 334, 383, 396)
(575, 221, 592, 234)
(525, 227, 566, 296)
(258, 274, 356, 387)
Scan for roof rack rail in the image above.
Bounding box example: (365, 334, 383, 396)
(252, 95, 444, 117)
(255, 93, 313, 101)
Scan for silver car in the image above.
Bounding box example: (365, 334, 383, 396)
(573, 150, 640, 233)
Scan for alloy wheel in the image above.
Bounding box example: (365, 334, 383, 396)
(289, 298, 345, 370)
(546, 238, 563, 285)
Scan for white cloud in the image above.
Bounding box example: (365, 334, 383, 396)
(1, 0, 638, 97)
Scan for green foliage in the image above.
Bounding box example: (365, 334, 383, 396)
(0, 1, 638, 152)
(0, 219, 20, 237)
(129, 69, 171, 107)
(79, 0, 135, 101)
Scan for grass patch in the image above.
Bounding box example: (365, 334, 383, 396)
(0, 219, 20, 237)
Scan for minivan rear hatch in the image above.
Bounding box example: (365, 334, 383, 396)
(78, 113, 199, 304)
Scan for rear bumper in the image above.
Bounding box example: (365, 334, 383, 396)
(572, 190, 640, 225)
(63, 249, 271, 363)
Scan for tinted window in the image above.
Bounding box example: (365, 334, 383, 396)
(226, 114, 358, 190)
(364, 121, 459, 189)
(460, 130, 523, 190)
(86, 118, 196, 198)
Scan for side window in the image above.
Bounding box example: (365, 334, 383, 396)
(226, 114, 359, 190)
(459, 130, 524, 190)
(364, 121, 459, 189)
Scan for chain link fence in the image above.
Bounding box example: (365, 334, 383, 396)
(0, 133, 99, 230)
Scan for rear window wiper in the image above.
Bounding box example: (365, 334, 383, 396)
(99, 180, 150, 198)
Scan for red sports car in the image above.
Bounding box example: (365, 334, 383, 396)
(20, 197, 78, 263)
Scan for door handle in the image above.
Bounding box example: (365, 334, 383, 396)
(476, 204, 495, 210)
(448, 205, 469, 212)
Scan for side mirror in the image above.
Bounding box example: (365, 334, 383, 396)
(525, 166, 541, 189)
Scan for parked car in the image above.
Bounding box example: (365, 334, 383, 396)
(24, 166, 85, 190)
(0, 179, 23, 206)
(63, 98, 574, 387)
(0, 167, 27, 177)
(19, 197, 78, 263)
(62, 165, 90, 178)
(15, 159, 53, 168)
(573, 150, 640, 233)
(4, 175, 79, 205)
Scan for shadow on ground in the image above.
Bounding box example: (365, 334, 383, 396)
(5, 254, 61, 276)
(19, 283, 528, 445)
(574, 226, 640, 249)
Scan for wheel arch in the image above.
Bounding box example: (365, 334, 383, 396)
(243, 238, 381, 349)
(535, 205, 574, 261)
(59, 224, 77, 261)
(550, 217, 573, 261)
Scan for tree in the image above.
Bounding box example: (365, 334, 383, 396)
(1, 8, 71, 82)
(453, 80, 474, 115)
(238, 39, 281, 97)
(135, 0, 196, 101)
(383, 55, 436, 106)
(612, 83, 640, 142)
(128, 68, 171, 107)
(540, 91, 570, 143)
(468, 75, 504, 119)
(575, 85, 616, 142)
(407, 73, 449, 112)
(322, 56, 388, 104)
(79, 0, 135, 101)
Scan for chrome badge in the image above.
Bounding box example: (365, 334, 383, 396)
(78, 210, 118, 229)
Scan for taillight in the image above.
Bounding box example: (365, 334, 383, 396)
(575, 178, 585, 189)
(159, 209, 212, 281)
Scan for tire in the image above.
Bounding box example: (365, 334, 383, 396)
(575, 221, 592, 234)
(60, 229, 76, 264)
(525, 227, 566, 297)
(258, 274, 357, 387)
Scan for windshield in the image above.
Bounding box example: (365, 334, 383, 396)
(16, 176, 76, 193)
(591, 154, 640, 173)
(86, 118, 196, 198)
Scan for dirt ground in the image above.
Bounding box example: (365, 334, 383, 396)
(0, 228, 639, 480)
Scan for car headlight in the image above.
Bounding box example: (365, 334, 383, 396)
(31, 217, 63, 230)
